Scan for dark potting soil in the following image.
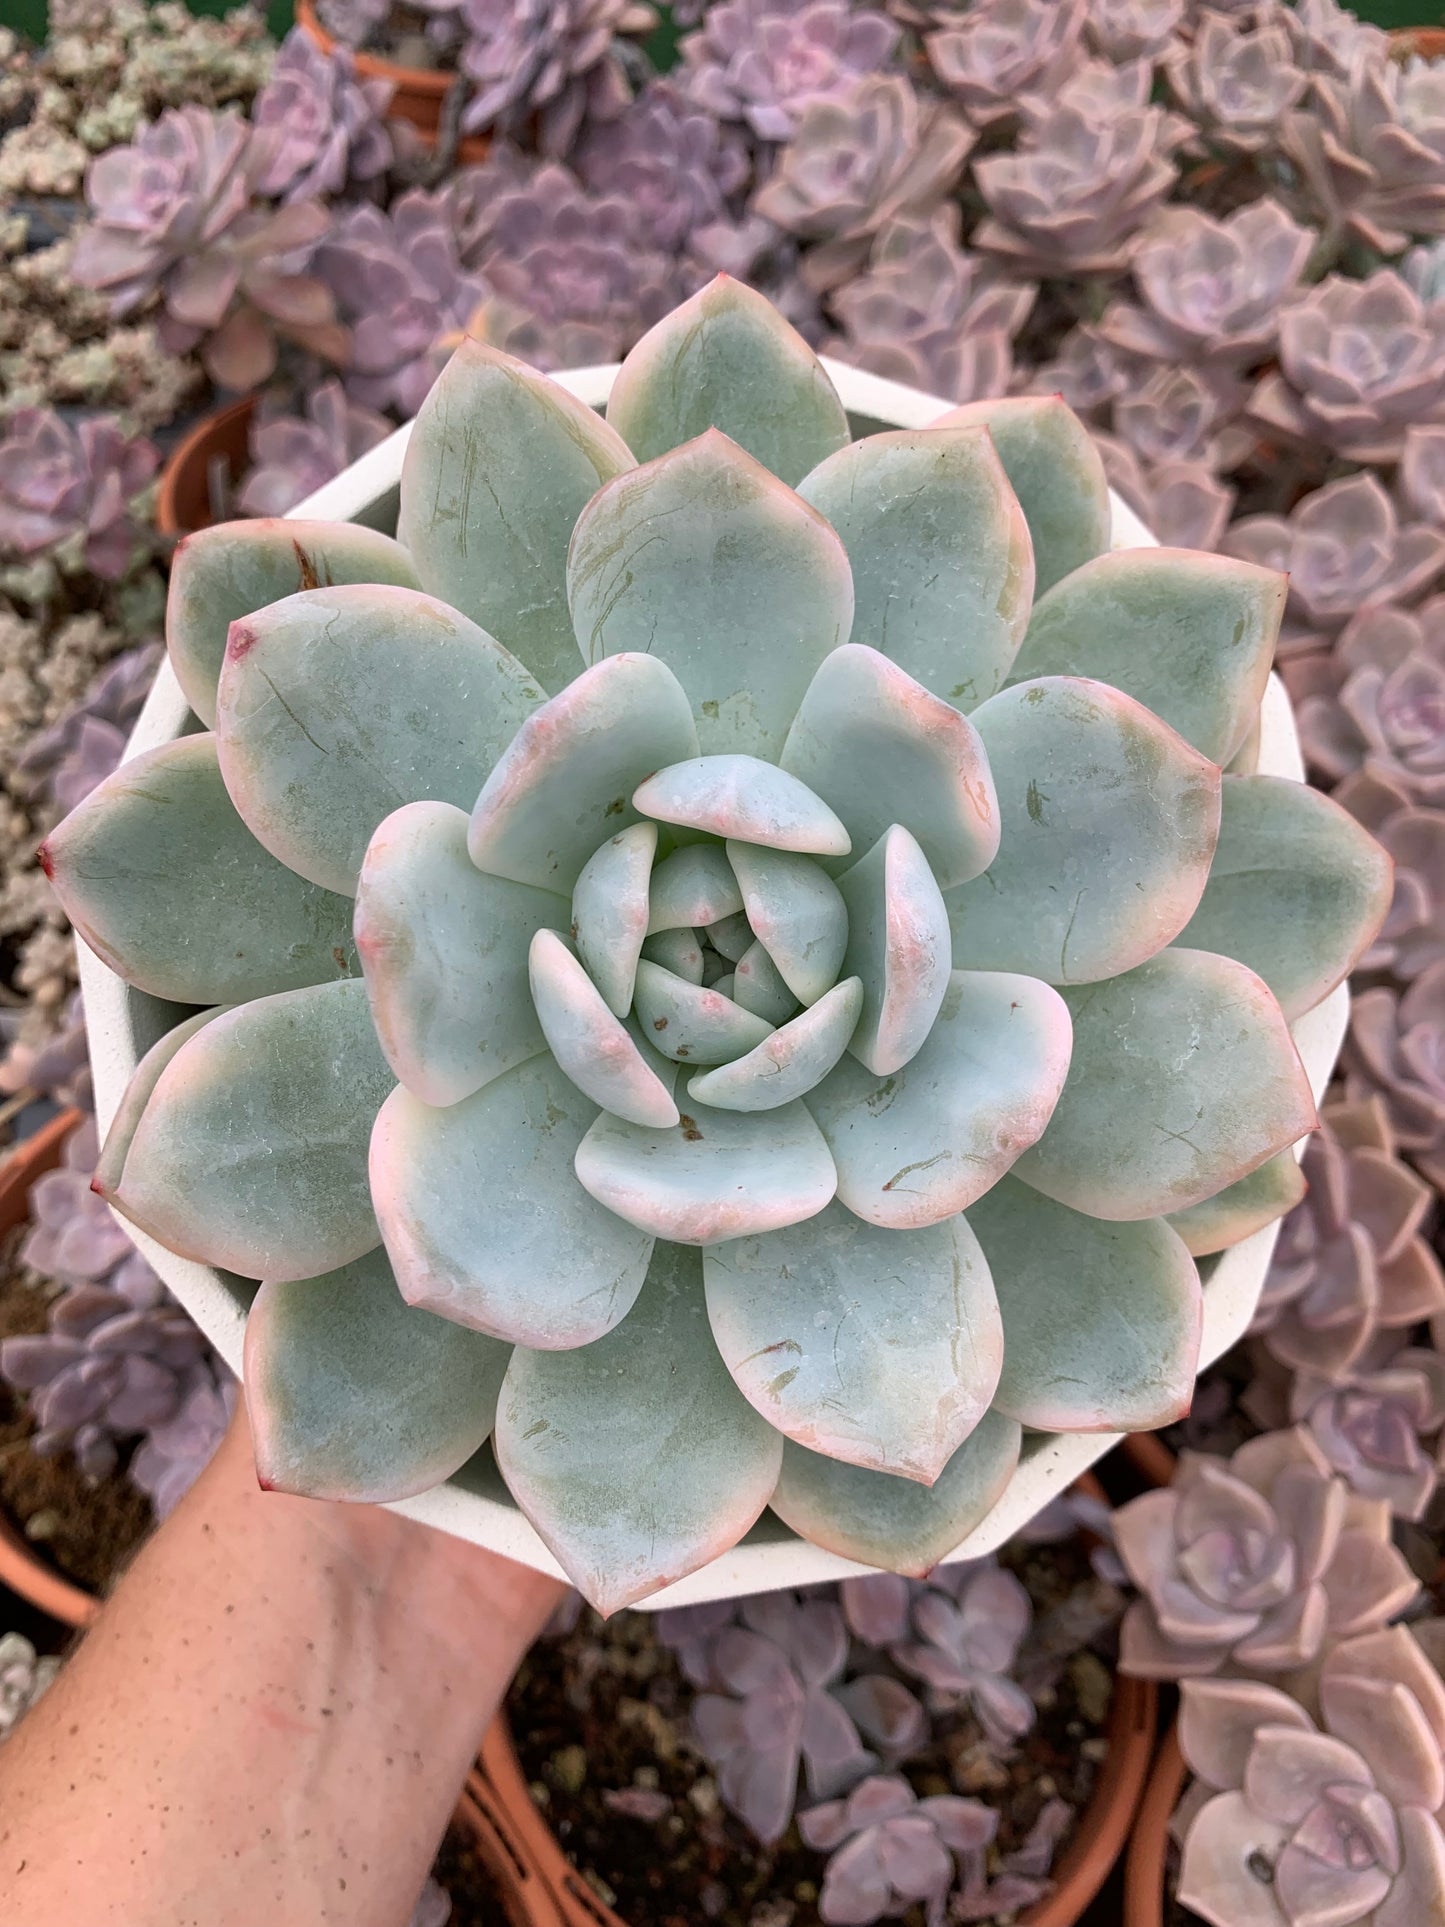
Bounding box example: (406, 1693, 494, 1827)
(430, 1817, 513, 1927)
(0, 1243, 154, 1595)
(506, 1541, 1113, 1927)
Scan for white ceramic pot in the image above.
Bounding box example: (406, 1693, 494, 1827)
(78, 359, 1347, 1607)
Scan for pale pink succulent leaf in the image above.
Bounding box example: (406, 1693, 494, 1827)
(42, 736, 354, 1006)
(166, 518, 420, 729)
(967, 1175, 1200, 1432)
(567, 430, 855, 759)
(530, 930, 681, 1128)
(648, 844, 745, 933)
(244, 1246, 507, 1503)
(727, 843, 848, 1008)
(1016, 950, 1317, 1220)
(769, 1408, 1022, 1576)
(1167, 1152, 1308, 1258)
(1176, 776, 1394, 1022)
(216, 585, 541, 897)
(796, 429, 1033, 712)
(571, 823, 657, 1019)
(574, 1094, 836, 1245)
(642, 928, 706, 986)
(494, 1241, 784, 1615)
(607, 274, 850, 487)
(468, 654, 699, 892)
(370, 1061, 654, 1351)
(353, 801, 562, 1108)
(1376, 1810, 1445, 1927)
(635, 755, 852, 857)
(947, 678, 1221, 986)
(1178, 1678, 1314, 1793)
(398, 338, 636, 694)
(108, 981, 392, 1283)
(93, 1008, 230, 1203)
(1319, 1675, 1445, 1817)
(778, 645, 1000, 889)
(1320, 1528, 1421, 1640)
(687, 977, 863, 1112)
(1176, 1790, 1291, 1927)
(806, 969, 1071, 1231)
(632, 961, 776, 1068)
(836, 826, 950, 1077)
(1012, 550, 1285, 766)
(703, 1198, 1001, 1481)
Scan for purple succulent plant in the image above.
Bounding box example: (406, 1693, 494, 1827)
(0, 409, 159, 582)
(826, 205, 1034, 403)
(1287, 599, 1445, 805)
(10, 643, 163, 817)
(1402, 423, 1445, 528)
(972, 102, 1179, 276)
(0, 995, 93, 1118)
(249, 27, 402, 207)
(314, 0, 391, 47)
(129, 1368, 237, 1519)
(1347, 960, 1445, 1194)
(237, 379, 393, 519)
(799, 1775, 997, 1927)
(678, 0, 898, 144)
(1253, 1095, 1445, 1384)
(1251, 270, 1445, 467)
(70, 106, 346, 391)
(1115, 1428, 1418, 1680)
(456, 0, 651, 156)
(575, 80, 751, 254)
(750, 73, 974, 293)
(1100, 199, 1313, 367)
(1289, 1345, 1445, 1522)
(1165, 8, 1306, 155)
(1096, 438, 1236, 555)
(891, 1562, 1036, 1750)
(1336, 768, 1445, 981)
(922, 0, 1085, 130)
(1285, 52, 1445, 256)
(1111, 363, 1252, 473)
(1084, 0, 1184, 63)
(1225, 474, 1445, 657)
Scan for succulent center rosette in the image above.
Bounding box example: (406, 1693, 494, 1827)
(44, 278, 1394, 1614)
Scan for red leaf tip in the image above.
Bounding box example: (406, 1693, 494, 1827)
(227, 620, 259, 662)
(36, 840, 54, 880)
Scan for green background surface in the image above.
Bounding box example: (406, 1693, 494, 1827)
(0, 0, 1440, 45)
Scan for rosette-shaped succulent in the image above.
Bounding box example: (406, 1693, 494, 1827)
(1176, 1630, 1445, 1927)
(0, 407, 159, 581)
(678, 0, 898, 143)
(1288, 599, 1445, 805)
(456, 0, 653, 155)
(1251, 271, 1445, 467)
(1095, 439, 1236, 557)
(577, 79, 751, 255)
(1115, 1428, 1418, 1679)
(1285, 52, 1445, 256)
(923, 0, 1084, 129)
(1165, 8, 1305, 155)
(249, 27, 400, 207)
(1084, 0, 1183, 63)
(1347, 960, 1445, 1193)
(1290, 1346, 1445, 1522)
(237, 379, 393, 520)
(1336, 768, 1445, 982)
(47, 279, 1387, 1612)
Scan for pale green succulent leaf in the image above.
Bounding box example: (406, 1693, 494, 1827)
(1166, 1152, 1308, 1258)
(398, 338, 635, 693)
(43, 735, 355, 1004)
(468, 653, 699, 891)
(574, 1095, 836, 1244)
(726, 842, 847, 1007)
(108, 979, 392, 1282)
(495, 1240, 784, 1615)
(530, 930, 680, 1128)
(1010, 550, 1285, 764)
(946, 677, 1221, 984)
(733, 939, 803, 1023)
(796, 428, 1033, 709)
(838, 826, 950, 1076)
(93, 1006, 230, 1202)
(687, 976, 863, 1111)
(769, 1410, 1022, 1577)
(930, 396, 1110, 597)
(647, 843, 744, 934)
(967, 1176, 1202, 1432)
(567, 430, 855, 758)
(642, 927, 704, 984)
(370, 1061, 655, 1350)
(572, 822, 657, 1017)
(606, 274, 850, 487)
(704, 1200, 1002, 1481)
(779, 644, 1000, 888)
(354, 801, 562, 1108)
(216, 584, 542, 896)
(167, 518, 420, 728)
(1175, 775, 1394, 1021)
(1014, 949, 1318, 1220)
(705, 911, 754, 963)
(806, 970, 1072, 1229)
(245, 1247, 508, 1503)
(631, 960, 775, 1066)
(635, 755, 851, 857)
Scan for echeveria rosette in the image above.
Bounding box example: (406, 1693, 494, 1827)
(46, 278, 1386, 1615)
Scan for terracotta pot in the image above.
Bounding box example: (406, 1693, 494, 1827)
(0, 1108, 101, 1631)
(455, 1769, 567, 1927)
(1119, 1431, 1177, 1491)
(1123, 1723, 1187, 1927)
(155, 397, 256, 539)
(1391, 28, 1445, 63)
(296, 0, 492, 162)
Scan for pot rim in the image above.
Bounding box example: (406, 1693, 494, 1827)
(1123, 1721, 1187, 1927)
(75, 353, 1349, 1607)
